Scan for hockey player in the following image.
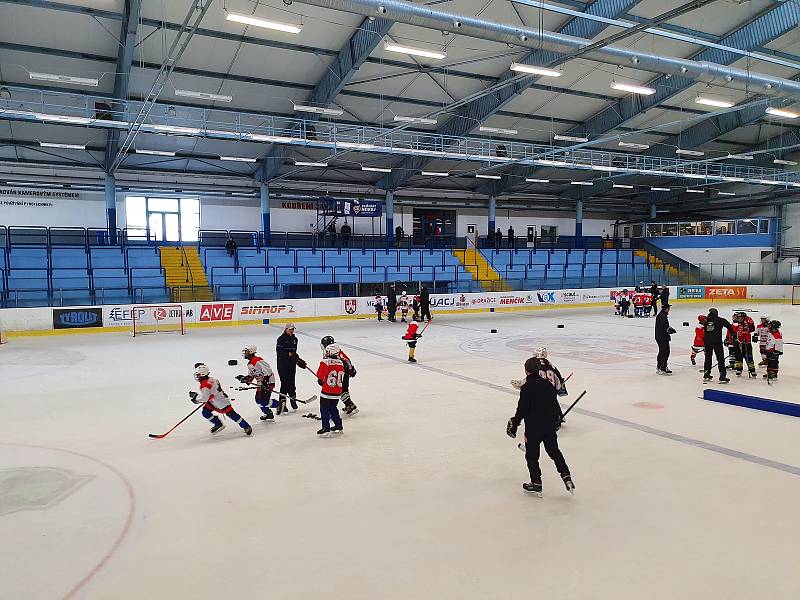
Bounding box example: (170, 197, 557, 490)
(190, 364, 252, 436)
(619, 290, 631, 317)
(237, 345, 276, 421)
(403, 322, 422, 363)
(374, 293, 384, 321)
(633, 291, 645, 318)
(320, 335, 358, 416)
(398, 292, 410, 322)
(412, 294, 421, 322)
(764, 320, 783, 381)
(734, 313, 756, 377)
(506, 356, 574, 497)
(642, 291, 653, 318)
(756, 315, 770, 366)
(511, 348, 568, 397)
(690, 315, 706, 366)
(276, 323, 308, 414)
(315, 344, 346, 436)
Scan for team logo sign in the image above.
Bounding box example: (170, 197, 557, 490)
(344, 298, 358, 314)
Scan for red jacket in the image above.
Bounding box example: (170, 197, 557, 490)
(693, 326, 705, 347)
(316, 358, 345, 398)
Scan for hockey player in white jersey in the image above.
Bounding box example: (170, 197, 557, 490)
(190, 364, 252, 436)
(237, 345, 276, 421)
(511, 348, 568, 396)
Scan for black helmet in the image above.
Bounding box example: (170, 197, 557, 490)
(320, 335, 335, 350)
(524, 356, 545, 376)
(769, 320, 781, 330)
(708, 308, 718, 317)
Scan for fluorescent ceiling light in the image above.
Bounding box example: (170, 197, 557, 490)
(537, 159, 569, 167)
(509, 63, 562, 77)
(476, 173, 501, 180)
(525, 178, 550, 183)
(618, 141, 650, 150)
(421, 171, 449, 177)
(686, 189, 705, 194)
(362, 166, 391, 173)
(384, 43, 446, 60)
(727, 154, 753, 160)
(683, 173, 707, 180)
(479, 126, 517, 135)
(773, 159, 797, 166)
(135, 149, 176, 156)
(151, 124, 202, 135)
(695, 96, 735, 109)
(651, 187, 671, 191)
(676, 148, 705, 156)
(295, 161, 328, 167)
(719, 176, 745, 182)
(338, 142, 377, 150)
(39, 142, 86, 150)
(394, 115, 437, 125)
(613, 184, 634, 189)
(29, 72, 98, 87)
(591, 165, 620, 172)
(175, 89, 232, 103)
(752, 179, 782, 185)
(6, 180, 48, 186)
(554, 134, 588, 143)
(570, 181, 593, 186)
(611, 82, 656, 95)
(36, 114, 93, 125)
(717, 191, 735, 196)
(293, 104, 343, 116)
(219, 156, 257, 163)
(765, 107, 799, 119)
(225, 12, 302, 34)
(248, 134, 296, 143)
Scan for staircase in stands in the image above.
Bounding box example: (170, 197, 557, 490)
(635, 249, 681, 280)
(453, 248, 512, 292)
(159, 246, 214, 302)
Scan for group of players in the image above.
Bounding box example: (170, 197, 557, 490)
(189, 323, 360, 438)
(612, 286, 666, 318)
(690, 310, 784, 381)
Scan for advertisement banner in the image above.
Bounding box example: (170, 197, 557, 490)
(704, 285, 747, 299)
(52, 307, 103, 329)
(677, 286, 705, 299)
(344, 199, 382, 217)
(199, 303, 235, 322)
(103, 304, 196, 326)
(238, 301, 298, 320)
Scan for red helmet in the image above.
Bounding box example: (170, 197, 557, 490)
(698, 315, 707, 324)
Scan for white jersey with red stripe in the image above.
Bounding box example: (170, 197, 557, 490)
(756, 323, 769, 347)
(247, 355, 275, 387)
(197, 377, 232, 411)
(765, 330, 784, 353)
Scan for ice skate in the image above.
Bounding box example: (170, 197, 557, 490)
(210, 422, 226, 435)
(260, 408, 274, 421)
(317, 427, 332, 437)
(562, 475, 575, 495)
(522, 482, 543, 497)
(331, 425, 343, 434)
(289, 397, 299, 411)
(663, 368, 673, 375)
(244, 426, 253, 436)
(408, 357, 417, 363)
(719, 376, 730, 384)
(343, 401, 359, 416)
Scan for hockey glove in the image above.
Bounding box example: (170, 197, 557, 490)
(506, 418, 518, 439)
(510, 379, 523, 390)
(189, 391, 199, 403)
(668, 327, 676, 335)
(349, 367, 357, 378)
(296, 357, 308, 370)
(235, 375, 249, 383)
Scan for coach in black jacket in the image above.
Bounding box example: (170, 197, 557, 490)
(276, 323, 307, 413)
(703, 307, 734, 382)
(655, 304, 676, 374)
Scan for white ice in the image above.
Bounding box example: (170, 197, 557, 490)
(1, 302, 799, 600)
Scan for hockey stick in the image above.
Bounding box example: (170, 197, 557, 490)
(148, 404, 204, 439)
(559, 390, 587, 423)
(230, 385, 317, 404)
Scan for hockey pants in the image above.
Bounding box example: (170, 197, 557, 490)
(704, 343, 726, 377)
(202, 406, 250, 430)
(320, 397, 343, 430)
(766, 352, 780, 376)
(525, 430, 569, 484)
(736, 342, 755, 373)
(255, 387, 275, 416)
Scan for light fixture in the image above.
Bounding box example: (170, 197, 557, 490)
(293, 104, 343, 116)
(719, 176, 745, 182)
(219, 156, 257, 163)
(686, 189, 705, 194)
(29, 72, 98, 87)
(175, 89, 233, 103)
(591, 165, 619, 172)
(611, 82, 656, 95)
(362, 166, 391, 173)
(613, 184, 634, 189)
(651, 187, 671, 191)
(570, 181, 593, 186)
(394, 115, 437, 125)
(727, 154, 753, 160)
(765, 107, 799, 119)
(537, 159, 569, 167)
(295, 161, 328, 167)
(718, 191, 735, 196)
(554, 134, 588, 143)
(338, 142, 377, 150)
(39, 142, 86, 150)
(476, 173, 501, 180)
(36, 114, 94, 125)
(248, 134, 296, 143)
(135, 149, 176, 156)
(151, 124, 202, 135)
(421, 171, 449, 177)
(525, 178, 550, 183)
(774, 159, 798, 166)
(479, 126, 517, 135)
(618, 141, 650, 150)
(509, 63, 562, 77)
(384, 43, 446, 60)
(695, 96, 735, 109)
(683, 173, 707, 180)
(752, 179, 783, 185)
(225, 12, 302, 34)
(676, 148, 705, 156)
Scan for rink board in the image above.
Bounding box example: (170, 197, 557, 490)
(702, 389, 800, 418)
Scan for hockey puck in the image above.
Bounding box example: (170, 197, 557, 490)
(683, 321, 690, 327)
(490, 329, 497, 334)
(557, 324, 565, 329)
(228, 359, 238, 366)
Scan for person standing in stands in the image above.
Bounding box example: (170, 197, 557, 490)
(649, 281, 659, 318)
(507, 225, 515, 249)
(387, 283, 398, 323)
(327, 222, 337, 247)
(419, 286, 432, 322)
(395, 225, 404, 248)
(495, 227, 503, 249)
(340, 221, 352, 247)
(225, 236, 239, 273)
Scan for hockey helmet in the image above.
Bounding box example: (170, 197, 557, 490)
(242, 345, 257, 358)
(194, 364, 210, 380)
(324, 343, 341, 357)
(769, 320, 781, 330)
(401, 291, 407, 297)
(524, 356, 545, 376)
(698, 315, 707, 324)
(761, 315, 770, 322)
(533, 347, 548, 359)
(320, 335, 335, 350)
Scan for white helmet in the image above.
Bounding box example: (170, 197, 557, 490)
(533, 347, 548, 359)
(324, 343, 341, 357)
(402, 291, 407, 297)
(194, 364, 210, 380)
(242, 345, 257, 358)
(761, 315, 770, 322)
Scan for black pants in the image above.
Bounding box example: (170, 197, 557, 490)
(656, 339, 670, 370)
(525, 429, 569, 484)
(420, 304, 431, 321)
(387, 302, 397, 322)
(651, 299, 658, 316)
(704, 343, 726, 377)
(277, 362, 297, 398)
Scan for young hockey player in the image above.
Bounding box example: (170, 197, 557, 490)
(190, 364, 252, 436)
(320, 335, 358, 416)
(764, 320, 783, 381)
(403, 322, 422, 363)
(633, 290, 645, 317)
(506, 356, 574, 497)
(237, 345, 275, 421)
(734, 312, 756, 377)
(511, 348, 568, 397)
(411, 294, 421, 322)
(619, 289, 631, 317)
(642, 291, 653, 317)
(315, 344, 345, 436)
(374, 293, 384, 321)
(756, 315, 770, 366)
(398, 291, 410, 322)
(691, 315, 706, 366)
(725, 316, 738, 371)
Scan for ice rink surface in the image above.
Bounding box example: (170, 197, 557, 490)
(2, 302, 799, 600)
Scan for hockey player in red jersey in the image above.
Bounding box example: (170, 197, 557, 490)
(764, 320, 783, 381)
(190, 364, 252, 436)
(237, 345, 276, 421)
(755, 315, 770, 366)
(691, 315, 706, 366)
(734, 312, 756, 377)
(315, 344, 346, 436)
(320, 335, 358, 416)
(403, 322, 422, 362)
